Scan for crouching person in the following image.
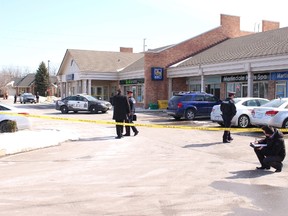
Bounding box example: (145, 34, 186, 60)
(254, 125, 286, 172)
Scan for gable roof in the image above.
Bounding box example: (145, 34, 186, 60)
(64, 49, 144, 73)
(176, 27, 288, 67)
(16, 73, 36, 87)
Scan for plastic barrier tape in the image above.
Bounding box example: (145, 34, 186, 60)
(2, 112, 287, 132)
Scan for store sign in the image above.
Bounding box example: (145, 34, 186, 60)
(271, 71, 288, 80)
(66, 74, 74, 81)
(151, 67, 164, 81)
(222, 73, 269, 82)
(119, 78, 144, 85)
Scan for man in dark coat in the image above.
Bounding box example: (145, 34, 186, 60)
(112, 89, 130, 139)
(123, 90, 139, 136)
(254, 125, 286, 172)
(220, 92, 237, 143)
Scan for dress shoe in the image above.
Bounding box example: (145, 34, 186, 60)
(134, 131, 139, 136)
(256, 166, 270, 170)
(275, 169, 282, 172)
(123, 134, 130, 136)
(115, 136, 122, 139)
(228, 137, 234, 141)
(223, 140, 230, 143)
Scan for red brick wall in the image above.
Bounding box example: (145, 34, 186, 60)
(172, 78, 187, 92)
(262, 20, 280, 32)
(120, 47, 133, 53)
(143, 14, 253, 108)
(268, 80, 276, 100)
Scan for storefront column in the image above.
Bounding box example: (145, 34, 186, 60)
(82, 79, 87, 94)
(198, 66, 204, 92)
(168, 78, 172, 98)
(88, 79, 91, 95)
(246, 63, 253, 97)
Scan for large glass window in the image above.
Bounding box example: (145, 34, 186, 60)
(253, 82, 268, 98)
(276, 82, 286, 98)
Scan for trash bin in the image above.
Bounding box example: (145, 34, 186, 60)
(158, 100, 168, 109)
(149, 103, 159, 109)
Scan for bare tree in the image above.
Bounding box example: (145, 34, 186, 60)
(0, 66, 31, 96)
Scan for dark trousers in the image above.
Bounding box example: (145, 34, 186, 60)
(254, 148, 283, 170)
(115, 119, 124, 137)
(222, 115, 232, 141)
(125, 116, 138, 135)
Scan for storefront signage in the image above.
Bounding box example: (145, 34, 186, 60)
(222, 73, 269, 82)
(151, 67, 164, 81)
(271, 71, 288, 80)
(66, 74, 74, 81)
(119, 78, 144, 85)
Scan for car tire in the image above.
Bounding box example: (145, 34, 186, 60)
(90, 105, 98, 114)
(282, 119, 288, 129)
(218, 122, 224, 127)
(60, 106, 69, 114)
(185, 109, 196, 120)
(173, 116, 181, 120)
(73, 111, 78, 113)
(238, 114, 250, 128)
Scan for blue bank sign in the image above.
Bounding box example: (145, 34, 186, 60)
(151, 67, 164, 81)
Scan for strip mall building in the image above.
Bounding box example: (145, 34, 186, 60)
(57, 14, 288, 108)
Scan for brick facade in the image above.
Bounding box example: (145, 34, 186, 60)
(143, 14, 253, 108)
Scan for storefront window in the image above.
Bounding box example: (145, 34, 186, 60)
(253, 82, 268, 98)
(276, 82, 286, 98)
(123, 85, 144, 103)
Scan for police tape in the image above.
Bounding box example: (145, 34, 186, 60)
(2, 112, 287, 132)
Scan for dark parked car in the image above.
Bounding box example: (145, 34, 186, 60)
(167, 91, 221, 120)
(55, 94, 111, 114)
(20, 93, 36, 104)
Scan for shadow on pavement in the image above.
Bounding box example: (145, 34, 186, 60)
(183, 142, 224, 148)
(226, 169, 274, 179)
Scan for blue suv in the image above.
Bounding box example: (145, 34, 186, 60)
(167, 92, 221, 120)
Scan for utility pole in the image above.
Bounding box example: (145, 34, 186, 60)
(143, 38, 147, 52)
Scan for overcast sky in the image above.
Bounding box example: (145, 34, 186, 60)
(1, 0, 287, 73)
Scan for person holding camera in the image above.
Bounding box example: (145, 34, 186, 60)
(253, 125, 286, 172)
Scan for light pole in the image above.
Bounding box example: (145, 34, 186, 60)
(48, 60, 50, 96)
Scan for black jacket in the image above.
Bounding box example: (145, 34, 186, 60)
(258, 128, 286, 160)
(112, 94, 130, 120)
(220, 97, 237, 118)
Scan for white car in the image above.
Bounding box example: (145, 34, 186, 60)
(0, 103, 31, 132)
(210, 97, 269, 128)
(251, 98, 288, 129)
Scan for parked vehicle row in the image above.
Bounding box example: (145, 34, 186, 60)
(167, 91, 288, 129)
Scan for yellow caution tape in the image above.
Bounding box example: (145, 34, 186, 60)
(1, 112, 287, 132)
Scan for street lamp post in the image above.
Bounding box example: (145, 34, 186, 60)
(48, 60, 50, 96)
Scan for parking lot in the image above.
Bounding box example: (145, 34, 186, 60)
(0, 98, 288, 215)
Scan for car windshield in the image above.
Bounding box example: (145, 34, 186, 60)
(261, 98, 288, 108)
(83, 95, 97, 101)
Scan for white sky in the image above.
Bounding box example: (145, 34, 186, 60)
(0, 0, 287, 73)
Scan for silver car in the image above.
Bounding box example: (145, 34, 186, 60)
(210, 97, 269, 128)
(251, 98, 288, 128)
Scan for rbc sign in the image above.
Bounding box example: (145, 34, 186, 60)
(151, 67, 164, 81)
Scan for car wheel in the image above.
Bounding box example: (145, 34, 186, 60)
(173, 116, 181, 120)
(101, 110, 107, 113)
(60, 106, 69, 114)
(90, 106, 98, 114)
(0, 121, 18, 133)
(73, 111, 78, 113)
(238, 114, 250, 128)
(282, 119, 288, 128)
(185, 109, 196, 120)
(218, 122, 224, 127)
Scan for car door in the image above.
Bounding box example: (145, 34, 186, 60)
(76, 96, 89, 111)
(202, 95, 218, 115)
